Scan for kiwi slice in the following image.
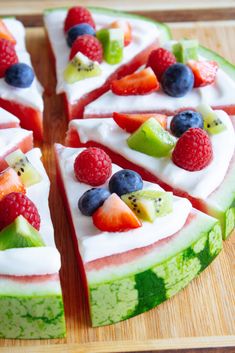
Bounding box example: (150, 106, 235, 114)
(127, 118, 175, 157)
(197, 103, 227, 134)
(122, 190, 173, 222)
(5, 149, 42, 187)
(0, 215, 45, 250)
(64, 52, 102, 84)
(96, 28, 124, 65)
(172, 39, 199, 63)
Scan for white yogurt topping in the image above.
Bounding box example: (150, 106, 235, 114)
(44, 9, 160, 105)
(69, 110, 235, 200)
(0, 19, 44, 112)
(0, 108, 19, 126)
(0, 127, 32, 156)
(0, 148, 61, 276)
(56, 144, 192, 263)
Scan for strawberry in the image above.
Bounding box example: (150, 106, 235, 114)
(64, 6, 96, 33)
(69, 34, 103, 63)
(113, 112, 167, 132)
(0, 19, 16, 44)
(0, 168, 26, 201)
(0, 39, 18, 78)
(111, 68, 159, 96)
(146, 48, 176, 81)
(92, 193, 142, 232)
(187, 60, 219, 87)
(110, 20, 132, 46)
(172, 128, 213, 171)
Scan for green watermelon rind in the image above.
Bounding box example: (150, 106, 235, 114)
(89, 222, 222, 327)
(0, 294, 66, 339)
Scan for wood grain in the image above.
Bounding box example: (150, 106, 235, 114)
(0, 20, 234, 353)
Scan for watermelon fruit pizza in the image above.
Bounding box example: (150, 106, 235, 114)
(0, 107, 20, 129)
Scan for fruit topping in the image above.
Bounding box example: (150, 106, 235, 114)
(172, 128, 213, 171)
(113, 112, 167, 133)
(74, 147, 112, 186)
(111, 68, 159, 96)
(0, 192, 41, 231)
(0, 38, 18, 78)
(0, 215, 45, 250)
(0, 20, 16, 44)
(92, 193, 142, 232)
(127, 117, 175, 157)
(172, 39, 199, 63)
(170, 110, 203, 137)
(0, 168, 26, 201)
(109, 169, 143, 196)
(66, 23, 96, 47)
(122, 190, 173, 222)
(5, 149, 42, 187)
(162, 63, 194, 97)
(64, 52, 102, 83)
(69, 34, 103, 63)
(64, 6, 96, 33)
(78, 188, 111, 216)
(109, 20, 132, 46)
(187, 60, 218, 88)
(146, 47, 176, 81)
(5, 63, 34, 88)
(197, 103, 226, 135)
(96, 28, 124, 65)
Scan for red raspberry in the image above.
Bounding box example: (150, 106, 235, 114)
(0, 192, 41, 231)
(172, 128, 213, 171)
(0, 39, 18, 78)
(146, 48, 176, 81)
(64, 6, 96, 33)
(69, 34, 103, 63)
(74, 147, 112, 186)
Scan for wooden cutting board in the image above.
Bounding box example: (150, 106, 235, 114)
(0, 19, 235, 353)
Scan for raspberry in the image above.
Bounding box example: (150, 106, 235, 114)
(172, 128, 213, 171)
(69, 34, 103, 63)
(64, 6, 96, 33)
(74, 148, 112, 186)
(146, 48, 176, 81)
(0, 39, 18, 78)
(0, 192, 41, 231)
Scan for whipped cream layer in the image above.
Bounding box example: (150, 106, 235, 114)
(0, 127, 32, 156)
(69, 110, 235, 199)
(56, 144, 192, 263)
(0, 108, 19, 127)
(44, 9, 160, 105)
(0, 148, 61, 276)
(0, 19, 43, 112)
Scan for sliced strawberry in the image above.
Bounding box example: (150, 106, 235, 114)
(92, 193, 142, 232)
(111, 68, 159, 96)
(0, 168, 26, 201)
(0, 20, 16, 44)
(187, 60, 218, 88)
(110, 20, 132, 46)
(113, 112, 167, 132)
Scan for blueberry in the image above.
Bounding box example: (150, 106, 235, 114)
(78, 188, 110, 216)
(170, 110, 204, 137)
(162, 63, 194, 97)
(66, 23, 96, 47)
(5, 63, 34, 88)
(109, 170, 143, 196)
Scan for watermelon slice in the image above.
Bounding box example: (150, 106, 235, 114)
(44, 7, 171, 120)
(66, 112, 235, 240)
(0, 108, 20, 129)
(55, 143, 222, 327)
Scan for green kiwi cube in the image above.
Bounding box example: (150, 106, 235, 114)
(127, 118, 176, 157)
(0, 215, 45, 250)
(172, 39, 199, 63)
(197, 103, 227, 134)
(96, 28, 124, 65)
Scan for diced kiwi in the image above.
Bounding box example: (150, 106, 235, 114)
(0, 215, 45, 250)
(172, 39, 199, 63)
(64, 52, 102, 83)
(127, 118, 176, 157)
(96, 28, 124, 65)
(122, 189, 173, 222)
(5, 149, 42, 187)
(197, 103, 227, 134)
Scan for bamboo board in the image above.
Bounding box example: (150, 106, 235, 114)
(0, 19, 235, 353)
